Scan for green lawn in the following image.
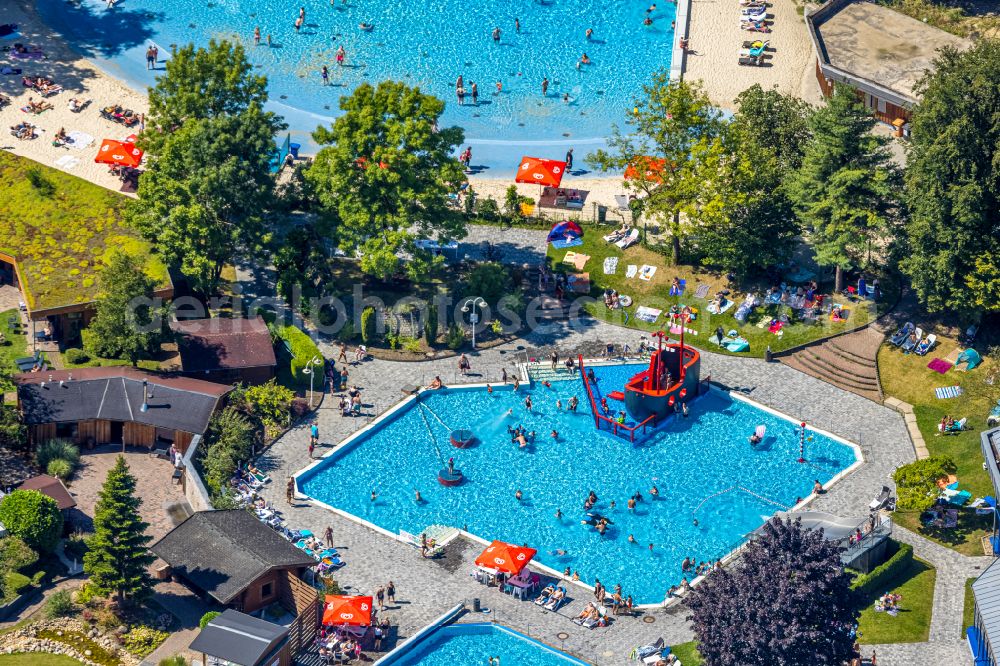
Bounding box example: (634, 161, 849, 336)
(546, 230, 873, 358)
(0, 655, 83, 666)
(0, 152, 169, 311)
(964, 576, 978, 638)
(670, 641, 704, 665)
(856, 556, 936, 644)
(878, 337, 997, 554)
(0, 308, 28, 391)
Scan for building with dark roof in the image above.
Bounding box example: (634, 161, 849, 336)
(151, 510, 318, 614)
(971, 427, 1000, 664)
(190, 609, 291, 666)
(807, 0, 970, 127)
(15, 367, 230, 451)
(17, 474, 76, 512)
(172, 316, 277, 385)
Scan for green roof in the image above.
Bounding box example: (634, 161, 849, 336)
(0, 152, 169, 312)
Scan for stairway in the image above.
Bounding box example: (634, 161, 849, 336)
(779, 327, 885, 403)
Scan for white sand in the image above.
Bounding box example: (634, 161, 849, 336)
(683, 0, 824, 110)
(1, 0, 149, 193)
(466, 177, 629, 221)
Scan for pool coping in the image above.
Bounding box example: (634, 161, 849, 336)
(294, 359, 864, 610)
(374, 608, 589, 665)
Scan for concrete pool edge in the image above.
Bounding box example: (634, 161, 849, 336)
(294, 360, 864, 610)
(375, 611, 590, 665)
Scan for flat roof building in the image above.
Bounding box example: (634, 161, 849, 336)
(807, 0, 971, 125)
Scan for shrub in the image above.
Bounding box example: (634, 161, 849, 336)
(63, 347, 90, 364)
(26, 168, 56, 197)
(504, 184, 524, 220)
(123, 625, 169, 657)
(64, 532, 90, 561)
(336, 317, 355, 342)
(45, 589, 75, 618)
(475, 197, 499, 221)
(5, 572, 30, 596)
(95, 608, 123, 632)
(0, 536, 38, 572)
(446, 323, 465, 350)
(893, 456, 958, 511)
(401, 336, 422, 353)
(47, 458, 74, 480)
(491, 318, 504, 335)
(465, 262, 510, 304)
(424, 302, 439, 342)
(199, 611, 221, 629)
(0, 490, 64, 553)
(851, 540, 913, 597)
(243, 380, 294, 428)
(74, 581, 102, 606)
(36, 439, 81, 469)
(273, 324, 323, 386)
(360, 306, 377, 344)
(201, 408, 256, 496)
(159, 657, 188, 666)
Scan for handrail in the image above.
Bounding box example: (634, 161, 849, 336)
(578, 355, 656, 442)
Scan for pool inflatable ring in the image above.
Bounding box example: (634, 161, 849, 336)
(619, 295, 633, 307)
(438, 466, 463, 486)
(450, 428, 476, 448)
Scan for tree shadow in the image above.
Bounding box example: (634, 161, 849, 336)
(37, 0, 164, 59)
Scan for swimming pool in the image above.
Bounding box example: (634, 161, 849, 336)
(36, 0, 675, 164)
(377, 622, 586, 665)
(298, 363, 859, 604)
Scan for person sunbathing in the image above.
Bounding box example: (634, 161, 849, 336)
(573, 603, 597, 621)
(67, 98, 87, 112)
(427, 376, 443, 389)
(534, 584, 555, 604)
(53, 127, 67, 142)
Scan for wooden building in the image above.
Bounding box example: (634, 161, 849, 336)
(190, 610, 292, 666)
(15, 367, 230, 451)
(807, 0, 970, 127)
(152, 511, 320, 656)
(172, 316, 277, 386)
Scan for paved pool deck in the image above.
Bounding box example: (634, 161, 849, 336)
(250, 312, 930, 664)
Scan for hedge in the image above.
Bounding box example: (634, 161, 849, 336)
(851, 540, 913, 597)
(273, 324, 323, 386)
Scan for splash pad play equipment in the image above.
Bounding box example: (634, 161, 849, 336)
(581, 329, 704, 441)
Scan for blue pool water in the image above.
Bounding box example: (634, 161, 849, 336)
(299, 363, 858, 603)
(36, 0, 674, 166)
(379, 623, 586, 665)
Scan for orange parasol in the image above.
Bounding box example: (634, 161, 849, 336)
(624, 156, 666, 183)
(474, 540, 537, 576)
(94, 139, 143, 168)
(322, 595, 373, 626)
(515, 156, 566, 188)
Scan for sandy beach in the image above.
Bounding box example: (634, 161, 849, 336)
(1, 0, 149, 193)
(684, 0, 824, 110)
(2, 0, 821, 206)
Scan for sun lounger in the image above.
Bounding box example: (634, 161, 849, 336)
(631, 638, 665, 661)
(639, 265, 657, 281)
(869, 486, 890, 511)
(15, 350, 41, 372)
(544, 587, 567, 611)
(902, 327, 923, 352)
(616, 228, 640, 249)
(614, 194, 631, 211)
(583, 604, 609, 628)
(915, 334, 936, 356)
(625, 264, 638, 279)
(890, 322, 913, 346)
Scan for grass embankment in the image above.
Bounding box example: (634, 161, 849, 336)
(964, 577, 977, 638)
(856, 556, 936, 644)
(0, 309, 28, 391)
(879, 336, 996, 555)
(0, 152, 169, 311)
(546, 232, 873, 358)
(0, 656, 83, 666)
(670, 641, 704, 665)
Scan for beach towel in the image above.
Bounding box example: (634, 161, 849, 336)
(935, 386, 963, 399)
(65, 130, 94, 150)
(707, 299, 734, 315)
(669, 325, 698, 336)
(635, 306, 661, 323)
(669, 278, 686, 296)
(53, 155, 80, 170)
(927, 358, 952, 374)
(639, 265, 657, 281)
(603, 257, 618, 275)
(694, 284, 710, 299)
(625, 264, 638, 279)
(551, 236, 583, 249)
(562, 251, 590, 270)
(567, 273, 590, 294)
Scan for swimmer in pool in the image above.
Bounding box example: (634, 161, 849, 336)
(371, 490, 377, 501)
(628, 534, 636, 543)
(414, 489, 422, 502)
(556, 399, 562, 410)
(650, 485, 659, 497)
(516, 433, 528, 448)
(487, 383, 493, 394)
(586, 28, 593, 40)
(358, 22, 373, 30)
(551, 430, 558, 439)
(580, 53, 591, 64)
(515, 489, 523, 501)
(749, 430, 762, 445)
(555, 508, 562, 519)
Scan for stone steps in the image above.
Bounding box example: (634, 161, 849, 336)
(800, 346, 879, 385)
(780, 352, 882, 403)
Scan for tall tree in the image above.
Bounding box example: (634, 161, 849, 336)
(787, 84, 899, 292)
(143, 40, 278, 154)
(83, 456, 155, 604)
(589, 74, 725, 263)
(128, 110, 279, 294)
(903, 40, 1000, 317)
(686, 517, 857, 665)
(305, 81, 466, 281)
(731, 84, 813, 173)
(85, 252, 165, 365)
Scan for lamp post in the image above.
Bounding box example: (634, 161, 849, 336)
(461, 297, 486, 349)
(302, 355, 324, 408)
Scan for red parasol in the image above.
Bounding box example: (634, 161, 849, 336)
(515, 156, 566, 188)
(474, 540, 537, 576)
(624, 156, 666, 183)
(94, 139, 143, 168)
(322, 595, 373, 626)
